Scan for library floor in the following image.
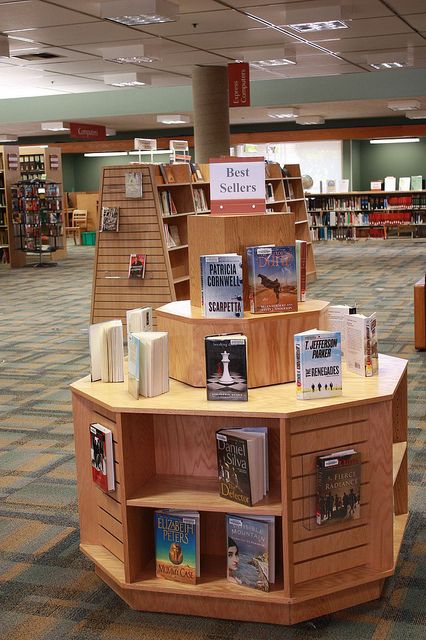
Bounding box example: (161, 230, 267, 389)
(0, 240, 425, 640)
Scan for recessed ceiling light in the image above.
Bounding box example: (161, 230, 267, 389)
(251, 58, 296, 67)
(405, 110, 426, 120)
(268, 108, 299, 119)
(102, 44, 160, 65)
(288, 20, 348, 32)
(369, 138, 420, 144)
(41, 121, 70, 131)
(156, 115, 190, 124)
(369, 62, 407, 70)
(101, 0, 178, 25)
(104, 72, 151, 87)
(387, 100, 420, 112)
(0, 134, 18, 142)
(296, 116, 325, 125)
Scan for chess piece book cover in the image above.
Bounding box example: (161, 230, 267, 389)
(216, 428, 265, 506)
(155, 510, 200, 585)
(205, 334, 248, 401)
(346, 312, 378, 377)
(247, 245, 297, 313)
(90, 423, 115, 492)
(316, 450, 361, 526)
(294, 329, 342, 399)
(100, 206, 119, 232)
(200, 254, 243, 318)
(226, 514, 275, 591)
(128, 253, 146, 279)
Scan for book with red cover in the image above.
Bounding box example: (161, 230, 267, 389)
(90, 423, 115, 492)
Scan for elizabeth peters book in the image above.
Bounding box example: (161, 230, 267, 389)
(155, 510, 200, 585)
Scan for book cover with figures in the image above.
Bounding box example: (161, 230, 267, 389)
(90, 423, 115, 492)
(200, 254, 243, 318)
(205, 334, 248, 401)
(346, 313, 378, 377)
(226, 515, 273, 591)
(316, 450, 361, 526)
(247, 245, 297, 313)
(100, 206, 119, 232)
(294, 329, 342, 399)
(128, 253, 146, 279)
(216, 429, 265, 506)
(155, 510, 199, 585)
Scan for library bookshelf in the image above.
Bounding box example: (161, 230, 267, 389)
(71, 352, 408, 625)
(307, 189, 426, 241)
(0, 145, 25, 268)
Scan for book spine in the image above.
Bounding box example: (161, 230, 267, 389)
(200, 257, 206, 312)
(295, 335, 303, 399)
(315, 461, 323, 525)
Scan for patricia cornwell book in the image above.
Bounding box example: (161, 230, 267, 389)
(316, 450, 361, 525)
(247, 245, 297, 313)
(294, 329, 342, 399)
(205, 334, 248, 401)
(154, 510, 199, 585)
(200, 254, 243, 318)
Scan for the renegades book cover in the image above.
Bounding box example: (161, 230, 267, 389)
(90, 423, 115, 492)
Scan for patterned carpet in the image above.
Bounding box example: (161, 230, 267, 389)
(0, 240, 425, 640)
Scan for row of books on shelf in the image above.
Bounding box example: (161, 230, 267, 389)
(377, 175, 423, 191)
(310, 226, 380, 241)
(308, 194, 426, 211)
(309, 210, 420, 228)
(163, 223, 182, 248)
(200, 242, 307, 319)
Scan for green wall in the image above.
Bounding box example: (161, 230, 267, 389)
(358, 138, 426, 190)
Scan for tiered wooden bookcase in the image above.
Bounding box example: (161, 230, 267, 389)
(71, 352, 408, 625)
(0, 145, 25, 268)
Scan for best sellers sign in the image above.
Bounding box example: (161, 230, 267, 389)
(209, 157, 266, 215)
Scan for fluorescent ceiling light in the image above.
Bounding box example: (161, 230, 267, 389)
(101, 0, 178, 25)
(288, 20, 348, 32)
(102, 44, 160, 65)
(104, 72, 151, 87)
(296, 116, 325, 125)
(370, 62, 407, 70)
(405, 110, 426, 120)
(268, 108, 299, 119)
(156, 114, 190, 124)
(41, 121, 70, 131)
(0, 134, 17, 142)
(387, 100, 420, 112)
(0, 35, 10, 57)
(369, 138, 420, 144)
(84, 152, 128, 157)
(129, 149, 169, 155)
(251, 58, 296, 67)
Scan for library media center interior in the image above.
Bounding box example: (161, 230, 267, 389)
(0, 1, 425, 639)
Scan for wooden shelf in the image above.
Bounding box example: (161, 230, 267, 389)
(126, 474, 282, 514)
(162, 212, 195, 219)
(393, 442, 407, 484)
(394, 513, 409, 563)
(168, 243, 188, 251)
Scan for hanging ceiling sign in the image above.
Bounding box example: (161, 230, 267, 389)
(228, 62, 250, 108)
(69, 123, 106, 140)
(209, 156, 266, 215)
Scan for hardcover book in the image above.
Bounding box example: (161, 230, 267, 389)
(295, 239, 307, 302)
(216, 428, 264, 506)
(89, 320, 124, 383)
(294, 329, 342, 399)
(326, 304, 357, 359)
(100, 206, 119, 232)
(128, 253, 146, 279)
(127, 331, 169, 398)
(200, 254, 243, 318)
(226, 514, 275, 591)
(205, 334, 248, 401)
(126, 306, 152, 341)
(155, 510, 200, 585)
(90, 423, 115, 492)
(247, 245, 297, 313)
(316, 449, 361, 525)
(345, 312, 378, 377)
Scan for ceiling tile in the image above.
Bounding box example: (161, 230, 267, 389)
(9, 21, 147, 47)
(0, 1, 99, 30)
(134, 10, 257, 37)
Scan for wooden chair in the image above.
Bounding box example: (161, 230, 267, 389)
(65, 210, 88, 245)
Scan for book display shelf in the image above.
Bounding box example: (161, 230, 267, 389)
(307, 190, 426, 240)
(0, 145, 25, 268)
(73, 208, 408, 626)
(91, 162, 316, 329)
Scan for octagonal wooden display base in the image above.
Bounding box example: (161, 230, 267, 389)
(156, 298, 329, 388)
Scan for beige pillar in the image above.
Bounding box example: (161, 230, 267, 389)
(192, 66, 230, 163)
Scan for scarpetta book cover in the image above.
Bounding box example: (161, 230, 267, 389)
(200, 254, 243, 318)
(154, 510, 199, 584)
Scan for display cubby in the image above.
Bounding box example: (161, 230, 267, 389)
(307, 189, 426, 240)
(71, 352, 408, 625)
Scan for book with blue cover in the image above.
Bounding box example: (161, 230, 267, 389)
(294, 329, 342, 399)
(155, 510, 200, 585)
(200, 254, 243, 318)
(247, 245, 297, 313)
